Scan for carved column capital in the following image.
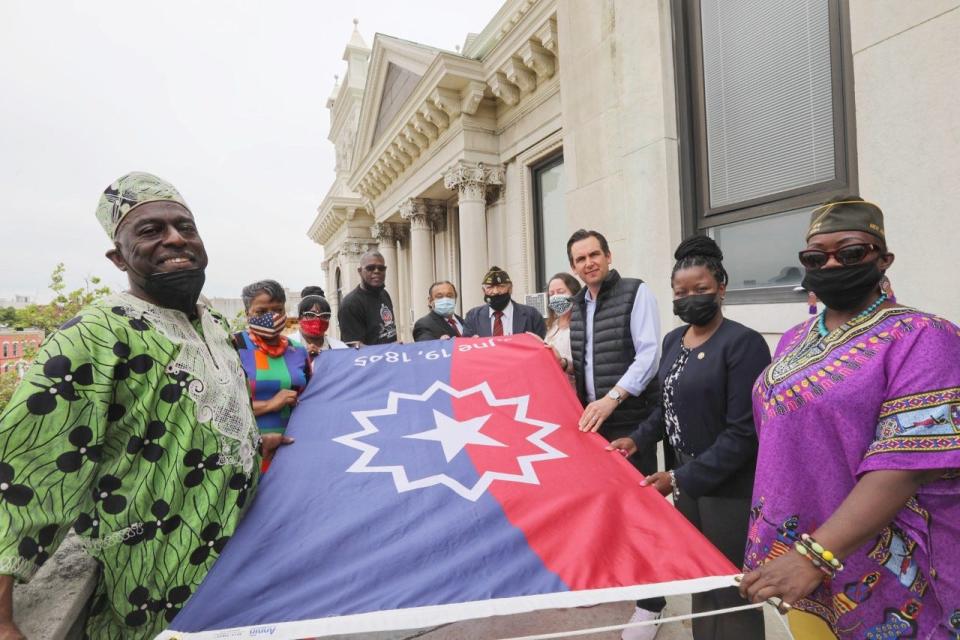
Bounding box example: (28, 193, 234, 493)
(399, 198, 431, 230)
(426, 201, 448, 233)
(443, 161, 505, 202)
(370, 221, 398, 242)
(342, 239, 373, 258)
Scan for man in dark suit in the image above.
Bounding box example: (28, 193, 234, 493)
(413, 280, 466, 341)
(462, 266, 546, 339)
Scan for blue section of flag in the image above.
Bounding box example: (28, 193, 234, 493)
(170, 341, 569, 632)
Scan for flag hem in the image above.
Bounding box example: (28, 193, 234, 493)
(157, 574, 739, 640)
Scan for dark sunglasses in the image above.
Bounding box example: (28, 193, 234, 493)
(363, 264, 387, 273)
(798, 243, 880, 270)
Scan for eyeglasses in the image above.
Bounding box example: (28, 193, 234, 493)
(301, 311, 331, 320)
(798, 243, 880, 270)
(363, 264, 387, 273)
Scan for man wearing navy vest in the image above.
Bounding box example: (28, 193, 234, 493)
(567, 228, 664, 639)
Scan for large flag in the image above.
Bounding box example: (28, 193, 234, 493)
(161, 335, 737, 639)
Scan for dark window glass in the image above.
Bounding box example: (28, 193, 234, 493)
(532, 155, 565, 292)
(676, 0, 856, 301)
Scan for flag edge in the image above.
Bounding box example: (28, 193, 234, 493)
(157, 574, 739, 640)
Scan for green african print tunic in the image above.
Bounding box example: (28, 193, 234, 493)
(0, 293, 260, 639)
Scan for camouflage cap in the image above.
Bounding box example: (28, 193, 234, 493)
(482, 266, 511, 286)
(95, 172, 190, 239)
(806, 199, 885, 242)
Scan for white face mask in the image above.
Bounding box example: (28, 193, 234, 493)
(548, 294, 573, 316)
(432, 297, 457, 317)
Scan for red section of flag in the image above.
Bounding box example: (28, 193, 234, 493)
(450, 334, 737, 591)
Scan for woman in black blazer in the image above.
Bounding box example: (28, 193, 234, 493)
(608, 236, 770, 640)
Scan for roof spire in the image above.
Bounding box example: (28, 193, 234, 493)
(348, 18, 368, 49)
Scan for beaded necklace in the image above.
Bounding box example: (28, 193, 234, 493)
(816, 293, 888, 337)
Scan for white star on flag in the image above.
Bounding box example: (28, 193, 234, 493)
(334, 381, 566, 501)
(404, 410, 505, 462)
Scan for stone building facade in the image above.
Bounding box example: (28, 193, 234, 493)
(310, 1, 960, 344)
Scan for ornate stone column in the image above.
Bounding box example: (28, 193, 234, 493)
(370, 222, 400, 305)
(395, 224, 411, 340)
(321, 257, 340, 337)
(400, 198, 435, 318)
(341, 239, 372, 292)
(443, 161, 504, 310)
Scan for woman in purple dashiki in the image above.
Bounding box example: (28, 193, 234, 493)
(739, 197, 960, 639)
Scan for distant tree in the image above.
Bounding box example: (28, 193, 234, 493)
(0, 370, 19, 415)
(16, 263, 111, 333)
(0, 265, 112, 413)
(228, 311, 248, 334)
(0, 307, 16, 326)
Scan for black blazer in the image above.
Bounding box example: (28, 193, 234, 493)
(630, 318, 771, 499)
(413, 311, 466, 342)
(462, 301, 546, 339)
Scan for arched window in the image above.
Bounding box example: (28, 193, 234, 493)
(11, 342, 18, 357)
(2, 342, 8, 358)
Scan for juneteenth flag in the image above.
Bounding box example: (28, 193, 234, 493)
(161, 334, 737, 639)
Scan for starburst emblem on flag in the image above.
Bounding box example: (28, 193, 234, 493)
(334, 381, 566, 501)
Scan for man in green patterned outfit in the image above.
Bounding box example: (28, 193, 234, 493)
(0, 172, 261, 638)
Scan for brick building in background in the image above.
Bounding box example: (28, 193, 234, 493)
(0, 327, 44, 376)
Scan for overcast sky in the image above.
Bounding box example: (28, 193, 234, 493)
(0, 0, 500, 302)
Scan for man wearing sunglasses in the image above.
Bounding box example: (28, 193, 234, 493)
(337, 250, 398, 346)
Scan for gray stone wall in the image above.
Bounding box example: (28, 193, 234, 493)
(13, 534, 98, 640)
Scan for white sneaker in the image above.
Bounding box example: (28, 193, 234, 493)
(621, 606, 663, 640)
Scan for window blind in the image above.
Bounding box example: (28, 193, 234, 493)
(700, 0, 836, 209)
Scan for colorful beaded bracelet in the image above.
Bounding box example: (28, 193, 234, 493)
(794, 533, 844, 577)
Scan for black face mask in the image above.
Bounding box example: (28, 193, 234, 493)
(673, 294, 720, 326)
(135, 268, 206, 315)
(485, 292, 511, 312)
(801, 261, 883, 312)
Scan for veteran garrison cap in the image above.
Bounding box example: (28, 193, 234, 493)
(806, 198, 885, 242)
(482, 266, 511, 286)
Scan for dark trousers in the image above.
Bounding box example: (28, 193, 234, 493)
(675, 455, 764, 639)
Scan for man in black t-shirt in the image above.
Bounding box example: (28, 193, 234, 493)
(337, 250, 398, 346)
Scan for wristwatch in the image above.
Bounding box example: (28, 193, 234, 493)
(606, 389, 625, 404)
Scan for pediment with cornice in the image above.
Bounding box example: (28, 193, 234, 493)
(354, 35, 441, 163)
(347, 1, 559, 210)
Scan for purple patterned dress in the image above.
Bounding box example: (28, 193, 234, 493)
(748, 307, 960, 639)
